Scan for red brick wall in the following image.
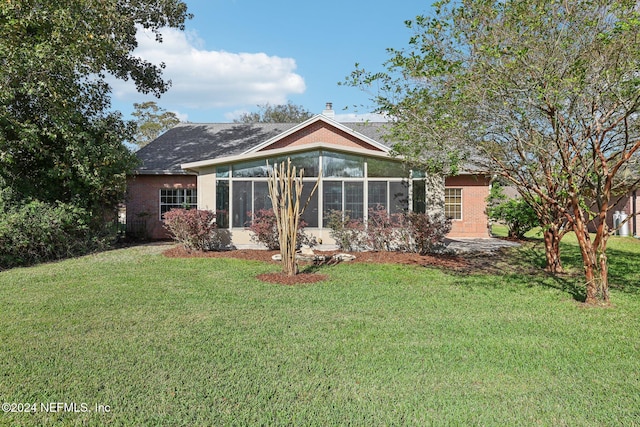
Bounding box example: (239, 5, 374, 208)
(445, 175, 490, 238)
(261, 121, 384, 152)
(125, 174, 197, 239)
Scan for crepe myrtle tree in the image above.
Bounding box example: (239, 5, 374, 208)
(346, 0, 640, 305)
(267, 158, 320, 276)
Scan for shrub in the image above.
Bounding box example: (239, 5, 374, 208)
(487, 198, 538, 239)
(248, 208, 316, 250)
(0, 200, 108, 269)
(325, 208, 451, 254)
(163, 208, 224, 251)
(325, 210, 367, 251)
(406, 211, 452, 255)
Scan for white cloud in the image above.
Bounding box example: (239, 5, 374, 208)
(110, 28, 306, 110)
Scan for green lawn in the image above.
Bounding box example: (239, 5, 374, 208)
(1, 238, 639, 426)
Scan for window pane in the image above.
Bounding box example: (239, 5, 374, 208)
(216, 181, 229, 228)
(232, 159, 271, 177)
(367, 158, 409, 178)
(273, 152, 320, 177)
(368, 181, 387, 211)
(389, 181, 409, 214)
(185, 189, 197, 207)
(160, 189, 197, 219)
(232, 181, 252, 227)
(216, 166, 229, 178)
(345, 182, 364, 220)
(322, 151, 363, 177)
(445, 188, 462, 220)
(413, 179, 426, 213)
(323, 181, 342, 227)
(300, 181, 319, 227)
(253, 181, 271, 213)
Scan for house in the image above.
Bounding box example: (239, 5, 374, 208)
(125, 105, 491, 245)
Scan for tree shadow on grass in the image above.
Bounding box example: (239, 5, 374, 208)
(458, 236, 640, 302)
(450, 239, 588, 301)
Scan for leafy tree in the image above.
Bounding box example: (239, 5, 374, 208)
(0, 1, 190, 219)
(234, 102, 313, 123)
(347, 0, 640, 305)
(132, 101, 181, 149)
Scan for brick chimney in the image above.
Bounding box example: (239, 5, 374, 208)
(322, 102, 335, 118)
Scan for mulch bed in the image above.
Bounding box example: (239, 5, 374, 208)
(163, 246, 475, 285)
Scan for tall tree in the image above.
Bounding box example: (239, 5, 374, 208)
(132, 101, 181, 149)
(0, 0, 190, 216)
(234, 102, 313, 123)
(347, 0, 640, 305)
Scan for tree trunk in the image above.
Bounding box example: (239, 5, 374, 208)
(267, 158, 319, 276)
(572, 213, 610, 305)
(543, 227, 564, 274)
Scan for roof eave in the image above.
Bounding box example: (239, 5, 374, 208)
(182, 141, 395, 172)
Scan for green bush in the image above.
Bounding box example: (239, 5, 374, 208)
(0, 201, 109, 269)
(487, 198, 538, 239)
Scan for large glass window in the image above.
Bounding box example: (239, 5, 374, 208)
(273, 153, 320, 177)
(368, 158, 409, 178)
(323, 181, 342, 226)
(299, 182, 319, 227)
(412, 179, 426, 213)
(445, 188, 462, 220)
(216, 152, 439, 229)
(345, 182, 364, 220)
(323, 152, 364, 177)
(368, 181, 387, 211)
(232, 159, 271, 178)
(389, 181, 409, 214)
(216, 180, 229, 228)
(253, 182, 271, 213)
(160, 189, 197, 219)
(232, 181, 252, 227)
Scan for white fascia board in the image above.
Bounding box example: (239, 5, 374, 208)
(182, 141, 397, 172)
(240, 114, 390, 155)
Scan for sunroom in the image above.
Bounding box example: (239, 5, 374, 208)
(182, 143, 450, 247)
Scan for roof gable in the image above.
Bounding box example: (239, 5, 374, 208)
(243, 115, 390, 154)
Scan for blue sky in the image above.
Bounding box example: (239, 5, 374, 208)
(110, 0, 433, 123)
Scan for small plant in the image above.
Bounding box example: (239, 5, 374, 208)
(163, 208, 223, 251)
(406, 211, 452, 254)
(248, 208, 316, 250)
(325, 210, 367, 251)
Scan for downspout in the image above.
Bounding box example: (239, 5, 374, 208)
(634, 189, 637, 237)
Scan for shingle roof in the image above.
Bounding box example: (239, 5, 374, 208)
(134, 120, 391, 174)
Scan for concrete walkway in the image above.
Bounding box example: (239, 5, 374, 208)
(442, 237, 521, 255)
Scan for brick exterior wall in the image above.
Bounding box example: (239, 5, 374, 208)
(260, 121, 384, 152)
(125, 174, 197, 239)
(445, 175, 491, 238)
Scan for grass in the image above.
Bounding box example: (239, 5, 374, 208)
(1, 240, 640, 426)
